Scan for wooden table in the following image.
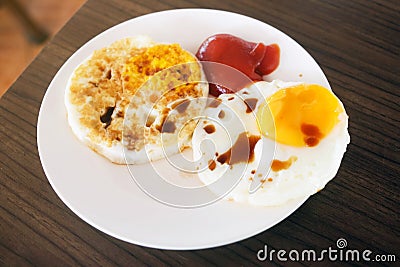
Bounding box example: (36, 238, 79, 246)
(1, 0, 398, 265)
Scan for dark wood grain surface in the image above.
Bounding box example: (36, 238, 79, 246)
(1, 0, 399, 266)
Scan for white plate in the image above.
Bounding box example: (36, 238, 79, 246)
(38, 9, 330, 249)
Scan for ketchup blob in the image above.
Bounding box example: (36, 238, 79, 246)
(196, 34, 280, 96)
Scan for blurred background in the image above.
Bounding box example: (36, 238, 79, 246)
(0, 0, 86, 97)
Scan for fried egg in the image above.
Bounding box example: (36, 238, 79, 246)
(65, 36, 208, 164)
(192, 80, 350, 206)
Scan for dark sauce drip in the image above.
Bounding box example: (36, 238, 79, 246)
(161, 121, 176, 133)
(106, 69, 112, 79)
(301, 123, 323, 147)
(203, 124, 216, 134)
(100, 106, 115, 128)
(155, 112, 176, 133)
(217, 132, 260, 165)
(271, 156, 297, 172)
(305, 137, 319, 147)
(208, 160, 216, 171)
(244, 98, 258, 113)
(218, 110, 225, 119)
(209, 84, 236, 96)
(89, 81, 99, 87)
(172, 99, 190, 113)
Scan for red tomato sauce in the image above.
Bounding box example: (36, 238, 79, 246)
(196, 34, 280, 96)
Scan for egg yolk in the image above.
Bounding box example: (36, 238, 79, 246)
(257, 84, 343, 147)
(122, 44, 200, 95)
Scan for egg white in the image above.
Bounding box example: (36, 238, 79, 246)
(65, 36, 208, 164)
(192, 80, 350, 206)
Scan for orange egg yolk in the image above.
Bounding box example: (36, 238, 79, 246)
(257, 84, 343, 147)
